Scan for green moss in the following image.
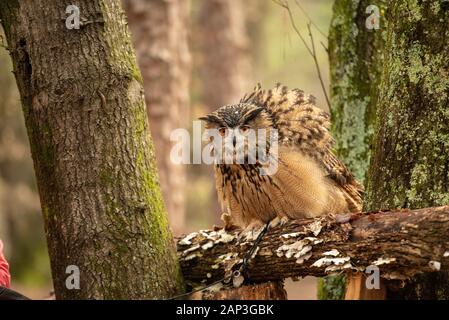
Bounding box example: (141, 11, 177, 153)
(0, 0, 19, 40)
(99, 168, 114, 186)
(322, 0, 388, 299)
(129, 59, 143, 85)
(329, 0, 387, 184)
(405, 0, 423, 22)
(42, 205, 50, 219)
(317, 275, 346, 300)
(97, 0, 144, 85)
(364, 0, 449, 299)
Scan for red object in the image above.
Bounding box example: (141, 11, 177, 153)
(0, 240, 11, 288)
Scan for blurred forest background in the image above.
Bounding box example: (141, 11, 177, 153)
(0, 0, 332, 299)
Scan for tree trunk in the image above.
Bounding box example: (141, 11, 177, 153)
(324, 0, 387, 299)
(197, 0, 250, 109)
(195, 0, 252, 227)
(365, 0, 449, 300)
(123, 0, 191, 236)
(329, 0, 386, 184)
(0, 0, 184, 299)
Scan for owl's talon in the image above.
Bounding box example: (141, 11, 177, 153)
(279, 216, 290, 226)
(221, 212, 239, 231)
(269, 216, 290, 229)
(239, 221, 265, 242)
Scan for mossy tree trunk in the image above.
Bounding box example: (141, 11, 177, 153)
(0, 0, 184, 299)
(329, 0, 386, 184)
(365, 0, 449, 299)
(323, 0, 387, 299)
(123, 0, 191, 236)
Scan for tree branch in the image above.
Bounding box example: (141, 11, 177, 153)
(273, 0, 331, 109)
(177, 206, 449, 286)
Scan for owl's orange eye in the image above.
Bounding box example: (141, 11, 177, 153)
(239, 126, 250, 134)
(218, 127, 227, 137)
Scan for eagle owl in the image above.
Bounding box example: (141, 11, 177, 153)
(200, 84, 363, 232)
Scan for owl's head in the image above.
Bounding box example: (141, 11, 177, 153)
(199, 103, 272, 133)
(199, 103, 274, 165)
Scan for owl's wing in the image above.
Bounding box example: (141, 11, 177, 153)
(322, 148, 364, 213)
(241, 83, 364, 213)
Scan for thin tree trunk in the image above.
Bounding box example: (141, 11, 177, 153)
(197, 0, 250, 109)
(197, 0, 250, 233)
(123, 0, 191, 236)
(329, 0, 386, 184)
(365, 0, 449, 300)
(0, 0, 184, 299)
(324, 0, 387, 300)
(195, 0, 252, 227)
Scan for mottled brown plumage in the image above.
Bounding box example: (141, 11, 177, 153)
(200, 84, 363, 231)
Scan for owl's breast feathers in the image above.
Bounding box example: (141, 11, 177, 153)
(215, 84, 363, 228)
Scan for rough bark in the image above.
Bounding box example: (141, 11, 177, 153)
(177, 206, 449, 286)
(0, 0, 184, 299)
(365, 0, 449, 299)
(325, 0, 387, 299)
(123, 0, 191, 236)
(329, 0, 386, 184)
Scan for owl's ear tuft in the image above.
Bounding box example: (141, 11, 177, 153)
(198, 114, 223, 125)
(242, 107, 265, 124)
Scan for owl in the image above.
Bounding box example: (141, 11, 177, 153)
(199, 84, 363, 233)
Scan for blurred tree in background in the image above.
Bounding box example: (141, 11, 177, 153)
(192, 0, 252, 224)
(124, 0, 191, 235)
(0, 34, 51, 295)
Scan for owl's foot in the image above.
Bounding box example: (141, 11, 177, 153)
(220, 212, 239, 231)
(239, 216, 289, 242)
(240, 220, 266, 242)
(268, 215, 290, 229)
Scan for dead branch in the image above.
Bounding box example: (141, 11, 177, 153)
(273, 0, 331, 108)
(177, 206, 449, 286)
(306, 22, 330, 108)
(293, 0, 327, 38)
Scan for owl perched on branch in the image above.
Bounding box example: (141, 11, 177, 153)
(200, 84, 363, 232)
